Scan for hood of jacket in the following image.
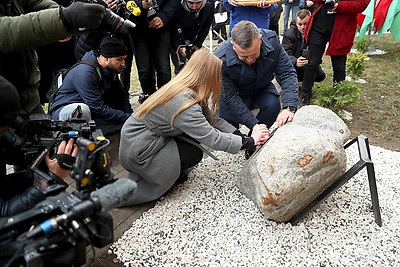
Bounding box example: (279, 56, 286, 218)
(181, 0, 206, 15)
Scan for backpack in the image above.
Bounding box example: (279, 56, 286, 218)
(46, 59, 102, 106)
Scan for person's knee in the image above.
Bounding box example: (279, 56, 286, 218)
(79, 104, 91, 121)
(256, 94, 280, 126)
(315, 68, 326, 83)
(59, 103, 91, 122)
(192, 146, 203, 165)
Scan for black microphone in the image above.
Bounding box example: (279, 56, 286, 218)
(25, 178, 136, 239)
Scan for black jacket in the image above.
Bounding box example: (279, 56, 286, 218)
(215, 30, 298, 129)
(128, 0, 180, 34)
(281, 21, 304, 68)
(169, 0, 214, 50)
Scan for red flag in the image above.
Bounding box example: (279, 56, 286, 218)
(374, 0, 393, 30)
(357, 13, 366, 27)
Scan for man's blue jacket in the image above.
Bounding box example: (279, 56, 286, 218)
(223, 0, 278, 35)
(49, 51, 133, 123)
(214, 29, 298, 129)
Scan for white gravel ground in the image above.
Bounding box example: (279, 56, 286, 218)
(111, 144, 400, 266)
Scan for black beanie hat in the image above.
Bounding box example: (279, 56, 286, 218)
(0, 75, 20, 127)
(100, 36, 128, 58)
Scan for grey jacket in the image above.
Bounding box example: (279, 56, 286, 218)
(119, 90, 242, 205)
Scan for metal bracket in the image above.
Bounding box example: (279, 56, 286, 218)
(289, 135, 382, 227)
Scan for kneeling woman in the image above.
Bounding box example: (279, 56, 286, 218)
(118, 50, 269, 206)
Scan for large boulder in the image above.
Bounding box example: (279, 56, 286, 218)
(237, 105, 351, 222)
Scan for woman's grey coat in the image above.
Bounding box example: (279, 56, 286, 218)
(119, 90, 242, 205)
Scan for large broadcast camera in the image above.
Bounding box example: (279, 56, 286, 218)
(11, 113, 99, 171)
(0, 134, 136, 266)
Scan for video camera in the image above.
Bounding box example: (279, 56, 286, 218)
(176, 28, 195, 72)
(0, 136, 136, 266)
(12, 113, 100, 170)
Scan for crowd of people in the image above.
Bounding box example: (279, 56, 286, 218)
(0, 0, 369, 219)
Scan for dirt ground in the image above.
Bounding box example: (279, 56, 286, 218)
(345, 108, 400, 152)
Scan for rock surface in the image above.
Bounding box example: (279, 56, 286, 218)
(237, 105, 351, 222)
(111, 144, 398, 266)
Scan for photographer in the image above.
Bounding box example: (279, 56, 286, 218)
(125, 0, 180, 96)
(300, 0, 369, 106)
(0, 76, 78, 217)
(49, 36, 133, 136)
(169, 0, 214, 74)
(282, 9, 325, 92)
(0, 0, 132, 117)
(214, 21, 298, 158)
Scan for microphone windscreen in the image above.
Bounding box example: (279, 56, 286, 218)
(90, 178, 137, 211)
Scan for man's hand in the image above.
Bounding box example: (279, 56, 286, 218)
(142, 0, 150, 9)
(275, 108, 295, 127)
(191, 45, 200, 52)
(251, 124, 270, 145)
(60, 1, 105, 32)
(305, 0, 314, 7)
(257, 2, 271, 8)
(106, 0, 118, 10)
(228, 0, 238, 6)
(149, 16, 165, 29)
(329, 2, 338, 12)
(179, 46, 187, 58)
(296, 56, 309, 67)
(45, 139, 77, 180)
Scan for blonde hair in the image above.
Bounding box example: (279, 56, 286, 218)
(134, 49, 222, 123)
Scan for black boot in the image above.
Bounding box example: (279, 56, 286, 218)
(175, 167, 195, 184)
(300, 90, 312, 107)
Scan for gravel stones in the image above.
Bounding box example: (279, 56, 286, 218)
(111, 144, 400, 266)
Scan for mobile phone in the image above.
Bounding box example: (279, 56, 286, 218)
(301, 49, 310, 59)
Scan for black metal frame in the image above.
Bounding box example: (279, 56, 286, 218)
(289, 135, 382, 227)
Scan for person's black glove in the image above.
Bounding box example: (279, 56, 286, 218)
(233, 129, 256, 159)
(60, 1, 106, 32)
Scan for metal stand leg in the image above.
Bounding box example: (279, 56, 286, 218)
(289, 135, 382, 227)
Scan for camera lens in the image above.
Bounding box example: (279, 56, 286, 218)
(102, 9, 135, 36)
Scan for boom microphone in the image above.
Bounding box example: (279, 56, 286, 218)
(90, 178, 137, 211)
(25, 178, 136, 239)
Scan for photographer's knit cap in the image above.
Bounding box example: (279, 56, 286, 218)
(100, 36, 128, 58)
